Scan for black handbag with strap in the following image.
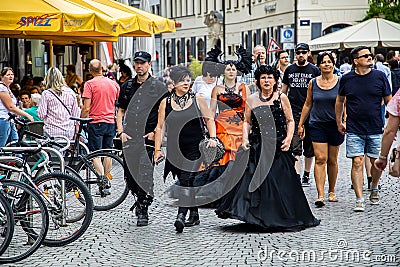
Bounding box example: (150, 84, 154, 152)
(193, 97, 225, 168)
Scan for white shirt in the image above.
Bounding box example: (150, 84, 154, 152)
(192, 76, 221, 107)
(0, 83, 17, 119)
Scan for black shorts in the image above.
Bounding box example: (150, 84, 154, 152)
(291, 119, 314, 157)
(87, 122, 115, 152)
(308, 121, 344, 146)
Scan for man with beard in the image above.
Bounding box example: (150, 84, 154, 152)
(282, 43, 320, 186)
(275, 50, 291, 90)
(116, 51, 167, 226)
(336, 46, 391, 212)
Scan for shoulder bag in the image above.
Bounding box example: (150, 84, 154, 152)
(389, 145, 400, 177)
(193, 97, 225, 168)
(48, 89, 71, 116)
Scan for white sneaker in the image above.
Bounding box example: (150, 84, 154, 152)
(353, 200, 365, 212)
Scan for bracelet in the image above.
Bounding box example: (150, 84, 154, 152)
(155, 148, 162, 152)
(116, 132, 123, 138)
(378, 154, 387, 160)
(209, 137, 218, 141)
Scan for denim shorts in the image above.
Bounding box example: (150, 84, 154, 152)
(309, 121, 344, 146)
(87, 122, 115, 152)
(346, 132, 382, 159)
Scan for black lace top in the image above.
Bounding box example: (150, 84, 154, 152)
(250, 95, 287, 145)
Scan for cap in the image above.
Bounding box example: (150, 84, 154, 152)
(134, 51, 151, 62)
(295, 43, 310, 51)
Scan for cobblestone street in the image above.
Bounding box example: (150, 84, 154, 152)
(10, 147, 400, 266)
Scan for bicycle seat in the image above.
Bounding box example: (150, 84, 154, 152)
(0, 146, 42, 155)
(70, 117, 94, 124)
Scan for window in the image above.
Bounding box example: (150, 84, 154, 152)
(186, 40, 192, 62)
(198, 0, 202, 15)
(197, 39, 205, 61)
(177, 40, 182, 64)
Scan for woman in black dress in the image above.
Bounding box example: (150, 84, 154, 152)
(154, 66, 218, 233)
(216, 65, 320, 231)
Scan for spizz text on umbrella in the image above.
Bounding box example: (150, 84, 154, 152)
(16, 14, 57, 29)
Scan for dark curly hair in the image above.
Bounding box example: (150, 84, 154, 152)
(254, 65, 279, 91)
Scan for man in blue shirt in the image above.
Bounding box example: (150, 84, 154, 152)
(335, 46, 392, 212)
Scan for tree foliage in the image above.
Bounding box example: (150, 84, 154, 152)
(363, 0, 400, 23)
(188, 56, 202, 79)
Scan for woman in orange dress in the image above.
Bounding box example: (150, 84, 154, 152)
(195, 46, 252, 190)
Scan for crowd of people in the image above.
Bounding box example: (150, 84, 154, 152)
(1, 42, 400, 234)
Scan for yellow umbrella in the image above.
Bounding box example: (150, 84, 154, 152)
(0, 0, 128, 38)
(94, 0, 176, 34)
(67, 0, 153, 37)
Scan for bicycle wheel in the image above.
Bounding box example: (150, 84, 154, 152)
(0, 193, 14, 256)
(34, 172, 93, 247)
(76, 151, 128, 211)
(0, 180, 49, 264)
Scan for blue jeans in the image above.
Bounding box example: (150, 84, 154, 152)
(346, 133, 382, 159)
(0, 119, 18, 146)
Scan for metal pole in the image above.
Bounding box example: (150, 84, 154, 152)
(294, 0, 298, 45)
(49, 40, 53, 67)
(222, 0, 226, 59)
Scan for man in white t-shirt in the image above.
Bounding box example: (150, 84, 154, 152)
(192, 61, 222, 107)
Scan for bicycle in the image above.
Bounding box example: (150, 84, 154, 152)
(0, 153, 48, 263)
(9, 114, 128, 211)
(0, 189, 14, 257)
(0, 144, 93, 247)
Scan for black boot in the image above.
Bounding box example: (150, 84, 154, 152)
(136, 201, 149, 227)
(185, 208, 200, 227)
(174, 213, 185, 233)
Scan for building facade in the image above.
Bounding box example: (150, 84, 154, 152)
(160, 0, 369, 67)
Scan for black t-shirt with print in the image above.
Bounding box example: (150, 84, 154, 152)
(282, 63, 321, 116)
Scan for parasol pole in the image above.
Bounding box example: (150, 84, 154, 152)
(49, 40, 54, 67)
(93, 42, 97, 59)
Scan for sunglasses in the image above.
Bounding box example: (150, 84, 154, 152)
(355, 53, 373, 59)
(318, 51, 332, 55)
(296, 51, 308, 55)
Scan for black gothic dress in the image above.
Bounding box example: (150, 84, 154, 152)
(215, 98, 320, 231)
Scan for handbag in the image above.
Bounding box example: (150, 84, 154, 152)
(193, 98, 225, 168)
(389, 145, 400, 177)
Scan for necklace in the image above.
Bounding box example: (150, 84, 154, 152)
(172, 92, 191, 109)
(259, 90, 274, 102)
(225, 83, 236, 94)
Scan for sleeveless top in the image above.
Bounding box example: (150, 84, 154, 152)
(165, 94, 203, 156)
(251, 93, 287, 146)
(309, 77, 340, 123)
